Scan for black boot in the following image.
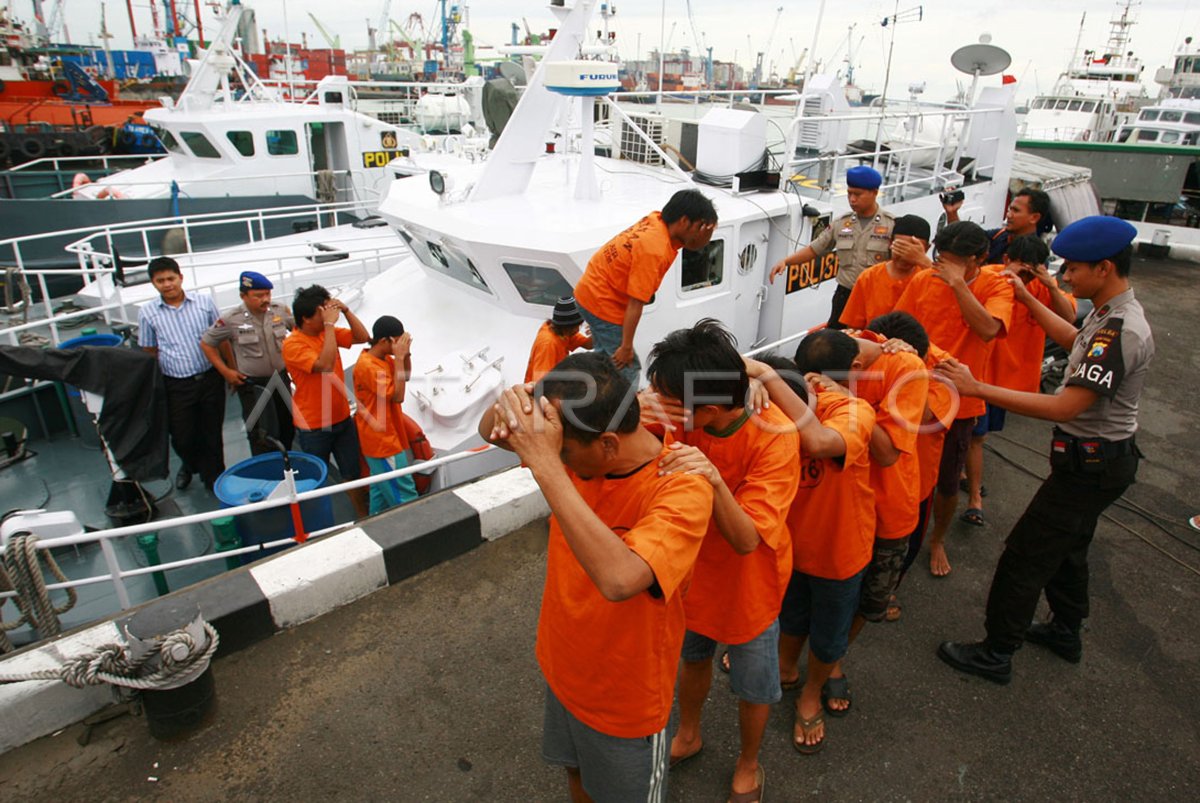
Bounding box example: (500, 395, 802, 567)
(1025, 618, 1082, 663)
(937, 640, 1013, 685)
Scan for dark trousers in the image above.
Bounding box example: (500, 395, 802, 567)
(164, 368, 226, 487)
(827, 284, 853, 329)
(983, 445, 1138, 650)
(236, 371, 295, 455)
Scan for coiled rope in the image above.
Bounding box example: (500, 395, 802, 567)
(0, 620, 220, 690)
(1, 533, 77, 654)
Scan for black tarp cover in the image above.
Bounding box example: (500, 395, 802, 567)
(0, 345, 168, 481)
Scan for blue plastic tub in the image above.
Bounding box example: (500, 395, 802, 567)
(213, 452, 334, 564)
(59, 333, 124, 349)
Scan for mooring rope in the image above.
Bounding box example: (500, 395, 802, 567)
(0, 533, 77, 653)
(0, 620, 220, 690)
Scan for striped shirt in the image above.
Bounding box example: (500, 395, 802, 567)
(138, 293, 220, 378)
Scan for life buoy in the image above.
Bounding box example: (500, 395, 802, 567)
(20, 138, 45, 159)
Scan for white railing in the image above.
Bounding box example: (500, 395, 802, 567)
(0, 446, 499, 612)
(6, 154, 167, 173)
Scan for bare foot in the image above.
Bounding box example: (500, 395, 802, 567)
(930, 543, 952, 577)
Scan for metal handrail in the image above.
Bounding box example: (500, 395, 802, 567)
(6, 154, 167, 173)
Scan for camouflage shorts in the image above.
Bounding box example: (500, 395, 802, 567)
(859, 536, 910, 622)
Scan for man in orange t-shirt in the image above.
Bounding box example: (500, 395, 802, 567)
(962, 235, 1078, 525)
(894, 222, 1013, 577)
(746, 355, 875, 754)
(645, 321, 798, 801)
(523, 296, 593, 383)
(353, 316, 418, 515)
(839, 214, 932, 330)
(794, 328, 927, 715)
(479, 353, 711, 803)
(574, 189, 717, 384)
(281, 285, 371, 516)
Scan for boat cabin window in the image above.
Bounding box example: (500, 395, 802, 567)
(1055, 100, 1070, 110)
(226, 130, 255, 157)
(266, 130, 299, 156)
(1160, 111, 1184, 123)
(681, 240, 725, 292)
(1161, 131, 1181, 144)
(1116, 128, 1132, 143)
(1136, 130, 1159, 142)
(1185, 132, 1199, 145)
(1187, 112, 1200, 125)
(180, 131, 221, 159)
(1067, 100, 1083, 112)
(1081, 101, 1097, 113)
(150, 125, 183, 154)
(501, 263, 575, 306)
(1140, 110, 1160, 121)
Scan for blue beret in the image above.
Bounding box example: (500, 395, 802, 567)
(239, 271, 273, 291)
(1050, 216, 1137, 262)
(846, 165, 882, 190)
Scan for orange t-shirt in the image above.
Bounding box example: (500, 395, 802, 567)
(788, 392, 876, 580)
(536, 447, 711, 738)
(352, 350, 411, 458)
(984, 266, 1077, 393)
(917, 343, 957, 501)
(839, 261, 917, 330)
(854, 350, 928, 539)
(677, 404, 800, 645)
(282, 327, 353, 429)
(524, 321, 594, 384)
(573, 212, 680, 325)
(894, 267, 1013, 419)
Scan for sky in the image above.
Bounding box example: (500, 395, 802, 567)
(26, 0, 1200, 103)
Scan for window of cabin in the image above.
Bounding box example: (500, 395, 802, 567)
(1136, 129, 1159, 142)
(681, 239, 725, 292)
(502, 263, 575, 306)
(150, 125, 183, 154)
(1186, 112, 1200, 125)
(1162, 131, 1181, 143)
(266, 129, 299, 156)
(180, 131, 221, 158)
(1081, 101, 1097, 113)
(1140, 109, 1160, 121)
(1067, 100, 1082, 112)
(226, 130, 255, 156)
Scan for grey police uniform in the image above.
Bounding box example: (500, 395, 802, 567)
(202, 301, 296, 453)
(983, 289, 1154, 650)
(808, 210, 895, 327)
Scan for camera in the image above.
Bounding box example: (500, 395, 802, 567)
(940, 189, 965, 206)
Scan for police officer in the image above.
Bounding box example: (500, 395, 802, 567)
(769, 165, 895, 328)
(931, 216, 1153, 684)
(201, 271, 295, 454)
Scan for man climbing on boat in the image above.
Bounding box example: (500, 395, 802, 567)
(573, 189, 718, 385)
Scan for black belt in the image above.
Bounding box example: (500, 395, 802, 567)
(242, 370, 290, 386)
(164, 367, 216, 382)
(1051, 428, 1137, 457)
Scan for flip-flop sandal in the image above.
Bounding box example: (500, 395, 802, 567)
(885, 594, 902, 622)
(728, 765, 766, 802)
(669, 744, 703, 770)
(780, 675, 802, 691)
(718, 649, 731, 674)
(793, 708, 825, 755)
(960, 507, 985, 527)
(821, 676, 852, 718)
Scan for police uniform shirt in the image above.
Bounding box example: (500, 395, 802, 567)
(201, 301, 294, 377)
(808, 210, 896, 289)
(1059, 289, 1154, 441)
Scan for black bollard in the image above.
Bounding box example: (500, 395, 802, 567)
(123, 602, 218, 740)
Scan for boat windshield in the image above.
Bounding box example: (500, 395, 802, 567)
(502, 263, 574, 307)
(150, 125, 183, 154)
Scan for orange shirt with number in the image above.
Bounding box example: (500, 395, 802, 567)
(282, 326, 353, 429)
(788, 392, 877, 580)
(983, 266, 1077, 393)
(677, 403, 800, 645)
(839, 261, 917, 329)
(573, 212, 679, 325)
(352, 350, 411, 458)
(536, 446, 711, 738)
(854, 350, 929, 539)
(894, 267, 1013, 419)
(524, 322, 594, 384)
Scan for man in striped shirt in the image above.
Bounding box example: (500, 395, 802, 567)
(138, 257, 226, 491)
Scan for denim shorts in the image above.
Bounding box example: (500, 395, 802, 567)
(542, 684, 668, 803)
(858, 536, 910, 622)
(779, 569, 865, 664)
(296, 415, 362, 480)
(578, 304, 640, 387)
(971, 403, 1008, 437)
(680, 620, 782, 705)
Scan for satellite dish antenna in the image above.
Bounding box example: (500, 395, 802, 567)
(948, 37, 1012, 175)
(497, 60, 527, 87)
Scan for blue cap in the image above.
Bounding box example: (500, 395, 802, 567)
(239, 271, 273, 291)
(846, 165, 882, 190)
(1050, 216, 1137, 262)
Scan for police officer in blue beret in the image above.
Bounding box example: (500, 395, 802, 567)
(769, 165, 895, 328)
(201, 271, 296, 454)
(933, 215, 1154, 683)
